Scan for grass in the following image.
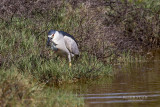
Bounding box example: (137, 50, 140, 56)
(0, 0, 159, 106)
(117, 51, 145, 64)
(0, 14, 111, 106)
(0, 9, 112, 82)
(0, 68, 84, 107)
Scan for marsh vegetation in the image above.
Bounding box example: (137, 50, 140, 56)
(0, 0, 159, 106)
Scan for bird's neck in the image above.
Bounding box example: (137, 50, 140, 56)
(52, 31, 64, 44)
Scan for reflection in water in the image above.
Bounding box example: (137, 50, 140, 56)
(79, 50, 160, 107)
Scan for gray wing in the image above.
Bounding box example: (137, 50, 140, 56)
(64, 36, 79, 55)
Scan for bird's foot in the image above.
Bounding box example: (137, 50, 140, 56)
(69, 62, 72, 67)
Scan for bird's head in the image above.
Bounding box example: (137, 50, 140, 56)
(47, 29, 56, 46)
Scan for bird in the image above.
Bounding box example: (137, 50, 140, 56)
(47, 29, 79, 67)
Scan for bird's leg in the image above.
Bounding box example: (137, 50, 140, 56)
(68, 54, 72, 67)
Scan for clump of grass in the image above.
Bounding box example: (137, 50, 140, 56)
(0, 5, 111, 105)
(31, 53, 112, 85)
(0, 8, 112, 84)
(116, 51, 145, 65)
(0, 66, 84, 107)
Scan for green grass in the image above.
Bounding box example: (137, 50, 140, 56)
(129, 0, 160, 12)
(0, 12, 111, 106)
(117, 51, 144, 64)
(0, 12, 112, 82)
(1, 0, 158, 106)
(0, 68, 84, 107)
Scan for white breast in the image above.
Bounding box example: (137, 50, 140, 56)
(52, 31, 69, 54)
(52, 31, 62, 44)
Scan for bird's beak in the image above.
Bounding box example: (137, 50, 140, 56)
(47, 37, 52, 46)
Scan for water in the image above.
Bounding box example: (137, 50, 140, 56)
(79, 50, 160, 107)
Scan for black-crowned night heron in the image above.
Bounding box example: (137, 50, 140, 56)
(47, 29, 79, 67)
